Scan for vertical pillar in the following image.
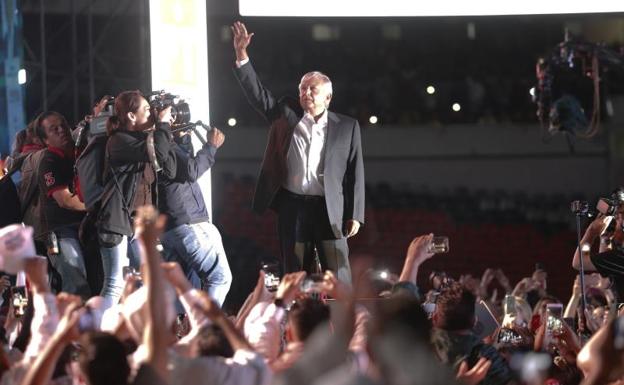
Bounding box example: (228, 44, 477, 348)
(0, 0, 26, 156)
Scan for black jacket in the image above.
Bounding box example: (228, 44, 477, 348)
(233, 61, 365, 238)
(96, 123, 176, 236)
(158, 137, 217, 230)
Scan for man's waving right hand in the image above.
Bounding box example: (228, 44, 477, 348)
(231, 21, 254, 62)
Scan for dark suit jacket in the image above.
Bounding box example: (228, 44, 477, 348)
(234, 62, 365, 238)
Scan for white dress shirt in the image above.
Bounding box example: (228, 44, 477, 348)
(284, 111, 328, 196)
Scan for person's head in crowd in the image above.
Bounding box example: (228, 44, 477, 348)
(371, 295, 431, 344)
(368, 296, 458, 385)
(429, 271, 452, 292)
(11, 129, 27, 156)
(531, 295, 561, 330)
(432, 282, 475, 331)
(106, 90, 152, 135)
(298, 71, 332, 116)
(503, 295, 533, 328)
(194, 324, 234, 358)
(34, 111, 73, 151)
(13, 119, 46, 156)
(586, 288, 611, 333)
(75, 331, 131, 385)
(287, 297, 331, 342)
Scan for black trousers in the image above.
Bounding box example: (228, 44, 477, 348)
(276, 189, 351, 283)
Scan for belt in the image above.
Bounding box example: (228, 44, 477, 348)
(281, 189, 325, 202)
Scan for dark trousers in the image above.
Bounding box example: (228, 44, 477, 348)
(276, 189, 351, 283)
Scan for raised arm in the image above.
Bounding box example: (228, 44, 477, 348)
(134, 206, 170, 382)
(174, 128, 225, 183)
(398, 234, 435, 285)
(195, 290, 254, 352)
(572, 215, 607, 271)
(20, 302, 81, 385)
(231, 21, 280, 120)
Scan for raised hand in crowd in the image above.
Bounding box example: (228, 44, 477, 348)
(231, 21, 254, 62)
(20, 301, 83, 385)
(552, 320, 582, 366)
(194, 290, 254, 353)
(399, 233, 435, 284)
(495, 268, 512, 294)
(275, 271, 306, 304)
(512, 276, 541, 297)
(133, 205, 170, 382)
(459, 274, 481, 298)
(456, 357, 492, 385)
(235, 270, 274, 330)
(24, 256, 49, 294)
(321, 270, 352, 300)
(161, 261, 193, 296)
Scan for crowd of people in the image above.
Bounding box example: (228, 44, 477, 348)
(0, 204, 623, 385)
(1, 19, 624, 385)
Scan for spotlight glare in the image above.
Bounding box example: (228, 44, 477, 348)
(529, 87, 535, 97)
(18, 69, 27, 85)
(452, 103, 461, 112)
(369, 115, 378, 124)
(227, 118, 237, 127)
(379, 271, 389, 279)
(426, 85, 435, 95)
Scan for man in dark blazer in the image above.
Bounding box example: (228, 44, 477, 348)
(231, 21, 364, 283)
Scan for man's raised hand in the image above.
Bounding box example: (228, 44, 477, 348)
(231, 21, 254, 62)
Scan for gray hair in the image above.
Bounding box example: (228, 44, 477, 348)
(299, 71, 333, 95)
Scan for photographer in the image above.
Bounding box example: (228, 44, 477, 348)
(158, 126, 232, 306)
(572, 210, 624, 301)
(96, 90, 176, 306)
(34, 111, 90, 298)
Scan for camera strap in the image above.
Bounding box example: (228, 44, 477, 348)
(146, 132, 162, 173)
(106, 159, 133, 227)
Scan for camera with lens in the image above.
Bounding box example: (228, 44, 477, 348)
(146, 91, 191, 127)
(74, 96, 115, 149)
(596, 188, 624, 216)
(89, 97, 115, 136)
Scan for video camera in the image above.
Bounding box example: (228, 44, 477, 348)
(146, 91, 191, 127)
(88, 97, 115, 137)
(597, 188, 624, 216)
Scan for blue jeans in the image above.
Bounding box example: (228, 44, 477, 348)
(161, 222, 232, 306)
(99, 235, 140, 306)
(50, 226, 90, 299)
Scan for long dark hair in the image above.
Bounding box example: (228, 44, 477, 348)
(106, 90, 145, 135)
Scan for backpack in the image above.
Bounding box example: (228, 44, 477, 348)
(75, 134, 108, 211)
(0, 150, 46, 229)
(0, 172, 22, 227)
